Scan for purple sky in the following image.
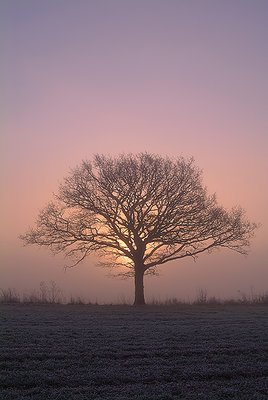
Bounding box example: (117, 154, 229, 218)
(1, 0, 268, 302)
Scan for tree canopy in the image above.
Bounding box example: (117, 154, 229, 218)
(21, 153, 257, 305)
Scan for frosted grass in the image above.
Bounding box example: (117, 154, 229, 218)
(0, 304, 267, 399)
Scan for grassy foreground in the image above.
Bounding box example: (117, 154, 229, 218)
(0, 304, 268, 399)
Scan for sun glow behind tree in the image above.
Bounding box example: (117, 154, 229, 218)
(21, 153, 257, 305)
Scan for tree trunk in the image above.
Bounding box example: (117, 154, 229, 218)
(134, 268, 146, 306)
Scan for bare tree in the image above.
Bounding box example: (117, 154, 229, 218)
(20, 153, 257, 305)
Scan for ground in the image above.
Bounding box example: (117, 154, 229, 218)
(0, 304, 267, 399)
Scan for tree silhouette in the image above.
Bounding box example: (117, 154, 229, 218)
(21, 153, 257, 305)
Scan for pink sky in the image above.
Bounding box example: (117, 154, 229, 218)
(1, 1, 267, 302)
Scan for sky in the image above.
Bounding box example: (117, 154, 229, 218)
(1, 0, 267, 303)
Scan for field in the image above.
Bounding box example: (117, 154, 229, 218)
(0, 304, 267, 400)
